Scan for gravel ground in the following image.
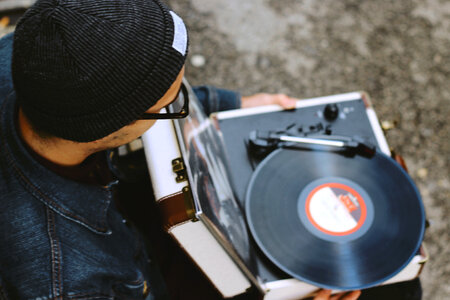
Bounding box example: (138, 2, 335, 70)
(1, 0, 449, 299)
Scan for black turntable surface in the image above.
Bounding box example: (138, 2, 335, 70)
(245, 148, 425, 290)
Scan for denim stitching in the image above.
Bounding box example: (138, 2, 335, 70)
(46, 208, 63, 299)
(66, 293, 113, 300)
(0, 96, 110, 235)
(3, 142, 109, 234)
(10, 159, 109, 234)
(31, 296, 113, 300)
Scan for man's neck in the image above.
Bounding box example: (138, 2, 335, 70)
(18, 109, 94, 166)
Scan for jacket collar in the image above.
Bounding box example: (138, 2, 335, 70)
(0, 92, 113, 235)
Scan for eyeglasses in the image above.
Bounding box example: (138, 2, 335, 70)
(140, 83, 189, 119)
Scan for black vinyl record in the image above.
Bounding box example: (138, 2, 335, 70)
(245, 148, 425, 290)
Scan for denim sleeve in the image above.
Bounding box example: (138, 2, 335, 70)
(192, 85, 241, 116)
(0, 33, 14, 102)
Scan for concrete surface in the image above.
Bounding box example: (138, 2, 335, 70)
(1, 0, 448, 299)
(167, 0, 449, 299)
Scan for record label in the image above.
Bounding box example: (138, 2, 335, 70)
(298, 177, 374, 242)
(306, 183, 366, 235)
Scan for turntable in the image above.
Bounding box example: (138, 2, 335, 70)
(141, 81, 428, 299)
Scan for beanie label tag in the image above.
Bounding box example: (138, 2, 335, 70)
(170, 11, 187, 56)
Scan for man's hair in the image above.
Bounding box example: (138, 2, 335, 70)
(12, 0, 188, 142)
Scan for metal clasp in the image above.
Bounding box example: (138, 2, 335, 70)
(172, 158, 187, 183)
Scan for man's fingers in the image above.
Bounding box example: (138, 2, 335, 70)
(275, 94, 297, 109)
(330, 292, 345, 300)
(314, 289, 332, 300)
(330, 290, 362, 300)
(241, 93, 297, 109)
(340, 290, 361, 300)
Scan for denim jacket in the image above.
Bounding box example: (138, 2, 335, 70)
(0, 33, 241, 299)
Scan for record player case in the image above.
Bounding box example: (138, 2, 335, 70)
(141, 80, 427, 299)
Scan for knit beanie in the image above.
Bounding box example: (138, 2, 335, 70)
(12, 0, 188, 142)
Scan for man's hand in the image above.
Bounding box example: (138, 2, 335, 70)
(313, 289, 361, 300)
(241, 93, 297, 109)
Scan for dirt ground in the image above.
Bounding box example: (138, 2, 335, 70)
(1, 0, 448, 299)
(167, 0, 449, 299)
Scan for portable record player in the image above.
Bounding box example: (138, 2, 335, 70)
(141, 80, 428, 299)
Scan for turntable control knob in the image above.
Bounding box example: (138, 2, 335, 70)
(324, 104, 339, 121)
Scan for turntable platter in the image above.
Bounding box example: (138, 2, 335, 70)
(245, 148, 425, 290)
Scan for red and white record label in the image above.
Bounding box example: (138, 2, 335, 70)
(306, 183, 366, 236)
(298, 177, 374, 242)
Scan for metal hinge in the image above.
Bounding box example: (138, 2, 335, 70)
(172, 158, 187, 183)
(182, 186, 197, 221)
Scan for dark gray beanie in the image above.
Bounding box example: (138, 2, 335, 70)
(12, 0, 188, 142)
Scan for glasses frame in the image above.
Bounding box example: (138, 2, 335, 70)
(140, 83, 189, 120)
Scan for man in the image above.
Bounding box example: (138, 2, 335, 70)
(0, 0, 298, 298)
